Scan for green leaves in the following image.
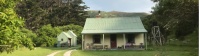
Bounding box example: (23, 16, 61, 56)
(34, 24, 83, 47)
(146, 0, 198, 40)
(15, 0, 88, 30)
(0, 0, 34, 53)
(0, 0, 5, 4)
(35, 24, 61, 47)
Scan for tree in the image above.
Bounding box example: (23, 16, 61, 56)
(15, 0, 88, 30)
(147, 0, 198, 40)
(20, 28, 37, 46)
(36, 24, 61, 47)
(0, 0, 34, 53)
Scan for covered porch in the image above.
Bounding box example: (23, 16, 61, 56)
(82, 33, 147, 50)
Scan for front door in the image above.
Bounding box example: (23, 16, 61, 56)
(68, 38, 71, 47)
(110, 34, 117, 48)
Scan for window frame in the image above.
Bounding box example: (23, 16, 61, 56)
(93, 34, 101, 44)
(126, 34, 135, 43)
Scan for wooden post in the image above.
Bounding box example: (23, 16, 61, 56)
(82, 35, 84, 50)
(159, 28, 162, 46)
(123, 34, 126, 49)
(103, 34, 105, 49)
(145, 33, 148, 50)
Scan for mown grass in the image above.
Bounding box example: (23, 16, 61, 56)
(71, 50, 190, 56)
(0, 47, 68, 56)
(71, 46, 197, 56)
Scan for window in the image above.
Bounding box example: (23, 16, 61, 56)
(93, 35, 101, 43)
(61, 38, 63, 41)
(126, 34, 135, 43)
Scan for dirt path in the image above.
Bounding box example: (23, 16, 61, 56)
(47, 51, 61, 56)
(63, 50, 75, 56)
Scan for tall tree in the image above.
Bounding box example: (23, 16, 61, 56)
(15, 0, 88, 30)
(147, 0, 198, 40)
(0, 0, 34, 53)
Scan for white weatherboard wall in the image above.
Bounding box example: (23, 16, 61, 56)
(84, 34, 92, 49)
(84, 34, 111, 49)
(67, 31, 77, 46)
(104, 34, 110, 48)
(135, 33, 144, 45)
(116, 34, 124, 47)
(83, 33, 144, 49)
(57, 32, 69, 47)
(57, 31, 77, 47)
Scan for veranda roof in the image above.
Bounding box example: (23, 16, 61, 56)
(81, 17, 147, 34)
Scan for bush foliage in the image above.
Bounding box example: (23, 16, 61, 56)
(0, 0, 34, 53)
(35, 24, 83, 47)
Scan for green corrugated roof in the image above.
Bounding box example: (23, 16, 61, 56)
(81, 17, 147, 34)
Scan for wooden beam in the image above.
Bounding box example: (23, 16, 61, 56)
(145, 33, 148, 50)
(82, 35, 84, 50)
(123, 34, 126, 49)
(103, 34, 105, 49)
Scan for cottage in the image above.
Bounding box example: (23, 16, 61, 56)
(57, 30, 77, 47)
(81, 17, 147, 50)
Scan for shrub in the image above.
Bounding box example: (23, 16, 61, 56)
(36, 24, 61, 47)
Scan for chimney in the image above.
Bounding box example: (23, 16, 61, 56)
(96, 10, 101, 18)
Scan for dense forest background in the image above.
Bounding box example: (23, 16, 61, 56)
(0, 0, 198, 54)
(87, 10, 149, 18)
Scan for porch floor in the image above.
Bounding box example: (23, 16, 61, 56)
(84, 48, 145, 50)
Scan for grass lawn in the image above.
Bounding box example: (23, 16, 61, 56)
(71, 46, 197, 56)
(72, 50, 190, 56)
(0, 47, 68, 56)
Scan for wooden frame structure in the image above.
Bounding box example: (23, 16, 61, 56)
(150, 26, 165, 46)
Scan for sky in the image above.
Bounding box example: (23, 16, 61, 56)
(82, 0, 156, 13)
